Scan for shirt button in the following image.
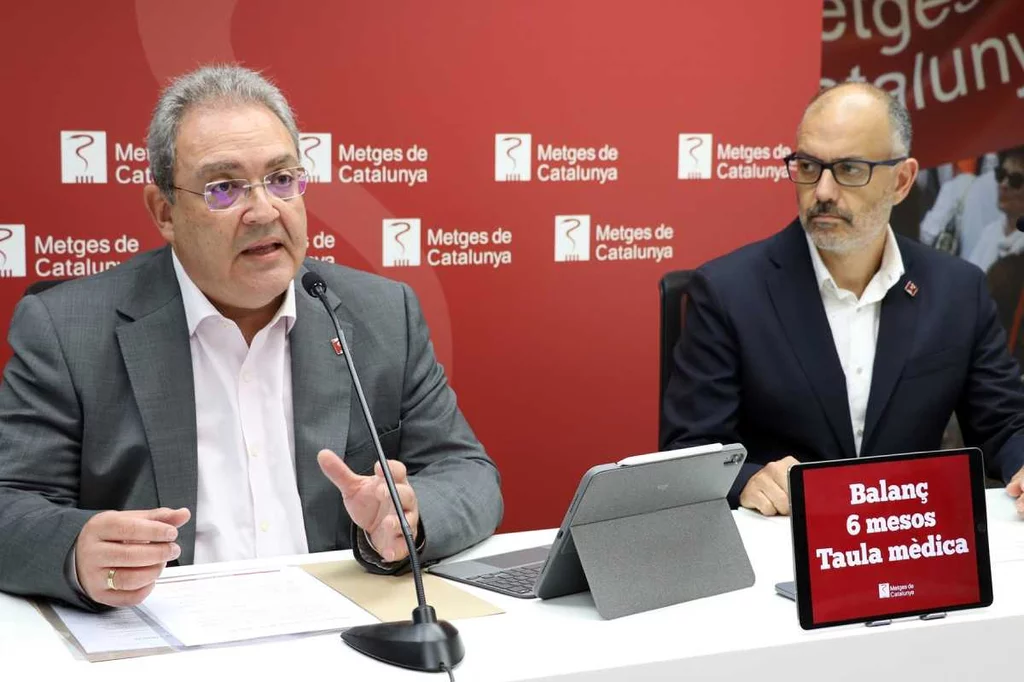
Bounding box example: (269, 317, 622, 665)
(855, 367, 863, 375)
(857, 429, 864, 437)
(260, 521, 270, 532)
(249, 445, 259, 458)
(242, 370, 253, 383)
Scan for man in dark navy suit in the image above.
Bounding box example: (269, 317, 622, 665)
(661, 82, 1024, 516)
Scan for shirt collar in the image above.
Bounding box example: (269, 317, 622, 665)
(171, 250, 297, 337)
(805, 225, 905, 301)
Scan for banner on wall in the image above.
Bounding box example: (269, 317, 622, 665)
(0, 1, 822, 531)
(820, 0, 1024, 169)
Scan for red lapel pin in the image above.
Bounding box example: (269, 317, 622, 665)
(331, 338, 343, 355)
(904, 280, 918, 297)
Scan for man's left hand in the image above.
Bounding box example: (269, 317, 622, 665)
(317, 449, 419, 561)
(1005, 466, 1024, 518)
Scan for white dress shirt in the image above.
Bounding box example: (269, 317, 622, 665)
(172, 252, 309, 563)
(919, 170, 1000, 257)
(805, 227, 905, 454)
(964, 215, 1024, 274)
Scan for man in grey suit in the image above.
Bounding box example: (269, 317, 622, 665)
(0, 65, 503, 609)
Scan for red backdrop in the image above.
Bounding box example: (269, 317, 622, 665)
(0, 1, 821, 531)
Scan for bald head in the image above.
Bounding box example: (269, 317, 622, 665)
(790, 81, 919, 258)
(800, 82, 912, 157)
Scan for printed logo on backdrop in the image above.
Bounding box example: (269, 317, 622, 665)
(495, 132, 618, 184)
(382, 218, 422, 267)
(62, 131, 152, 185)
(339, 144, 429, 186)
(556, 215, 675, 264)
(384, 219, 514, 269)
(678, 134, 713, 179)
(307, 230, 338, 263)
(61, 131, 107, 184)
(554, 215, 591, 262)
(19, 232, 140, 278)
(426, 224, 514, 269)
(299, 133, 332, 183)
(678, 133, 791, 182)
(0, 225, 26, 278)
(495, 134, 532, 182)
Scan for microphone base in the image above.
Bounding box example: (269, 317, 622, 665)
(340, 606, 464, 672)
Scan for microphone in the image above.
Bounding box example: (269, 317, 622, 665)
(301, 270, 464, 674)
(1017, 216, 1023, 232)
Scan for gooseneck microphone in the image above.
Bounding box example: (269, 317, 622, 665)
(302, 271, 463, 674)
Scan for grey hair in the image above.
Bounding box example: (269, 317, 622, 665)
(147, 64, 300, 201)
(805, 81, 913, 156)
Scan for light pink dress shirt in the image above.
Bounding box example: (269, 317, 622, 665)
(172, 252, 309, 563)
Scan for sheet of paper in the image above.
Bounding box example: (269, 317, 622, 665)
(51, 603, 168, 654)
(138, 566, 375, 647)
(303, 560, 504, 622)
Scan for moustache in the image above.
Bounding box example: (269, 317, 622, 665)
(806, 202, 853, 223)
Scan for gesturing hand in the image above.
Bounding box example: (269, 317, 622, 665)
(74, 507, 191, 606)
(318, 449, 419, 562)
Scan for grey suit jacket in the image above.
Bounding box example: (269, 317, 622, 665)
(0, 247, 503, 608)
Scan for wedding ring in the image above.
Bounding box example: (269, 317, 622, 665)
(106, 568, 117, 591)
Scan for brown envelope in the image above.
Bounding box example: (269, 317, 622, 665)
(302, 561, 504, 622)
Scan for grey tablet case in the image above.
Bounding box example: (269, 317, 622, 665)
(428, 444, 755, 619)
(531, 444, 754, 619)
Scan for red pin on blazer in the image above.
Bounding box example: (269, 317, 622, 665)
(331, 337, 343, 355)
(904, 280, 918, 297)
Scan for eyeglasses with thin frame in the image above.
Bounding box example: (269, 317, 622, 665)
(995, 166, 1024, 190)
(783, 153, 907, 188)
(173, 166, 309, 211)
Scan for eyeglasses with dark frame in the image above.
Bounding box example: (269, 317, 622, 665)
(783, 153, 907, 188)
(173, 166, 309, 211)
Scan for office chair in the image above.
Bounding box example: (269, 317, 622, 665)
(658, 270, 693, 449)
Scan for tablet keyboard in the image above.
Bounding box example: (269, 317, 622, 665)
(466, 562, 543, 596)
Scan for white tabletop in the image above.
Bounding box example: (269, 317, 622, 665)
(2, 489, 1021, 681)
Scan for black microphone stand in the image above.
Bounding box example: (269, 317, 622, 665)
(303, 272, 464, 674)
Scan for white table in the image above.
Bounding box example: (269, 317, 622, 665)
(1, 489, 1021, 681)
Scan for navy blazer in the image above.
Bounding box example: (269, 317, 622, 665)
(662, 220, 1024, 506)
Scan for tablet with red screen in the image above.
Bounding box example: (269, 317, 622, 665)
(788, 448, 992, 629)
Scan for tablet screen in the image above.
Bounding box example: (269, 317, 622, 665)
(790, 449, 991, 629)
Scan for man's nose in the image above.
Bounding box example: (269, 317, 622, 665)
(814, 168, 841, 203)
(241, 185, 280, 225)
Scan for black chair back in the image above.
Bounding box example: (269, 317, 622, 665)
(658, 270, 694, 447)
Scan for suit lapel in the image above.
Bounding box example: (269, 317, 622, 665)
(291, 263, 354, 551)
(766, 223, 857, 459)
(862, 255, 919, 451)
(115, 248, 199, 563)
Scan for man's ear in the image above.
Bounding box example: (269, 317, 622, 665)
(892, 157, 920, 204)
(144, 185, 176, 244)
